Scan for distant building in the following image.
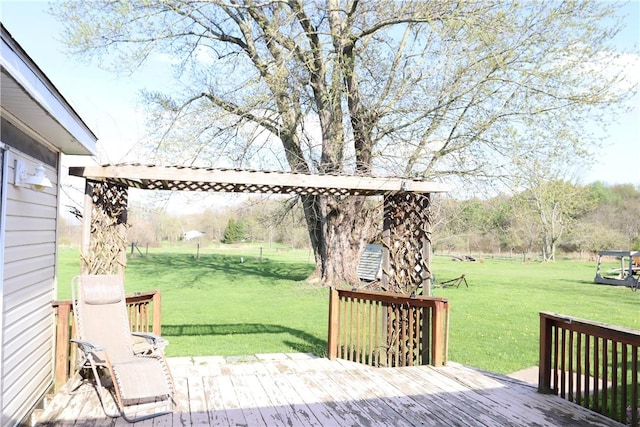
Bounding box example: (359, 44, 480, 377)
(183, 230, 205, 240)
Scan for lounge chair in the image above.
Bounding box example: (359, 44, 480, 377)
(71, 274, 174, 422)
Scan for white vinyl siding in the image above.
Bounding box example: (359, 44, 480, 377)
(1, 151, 58, 425)
(1, 25, 96, 425)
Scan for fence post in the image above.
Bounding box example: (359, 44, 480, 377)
(538, 312, 553, 393)
(327, 287, 340, 360)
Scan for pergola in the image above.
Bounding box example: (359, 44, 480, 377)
(69, 164, 450, 291)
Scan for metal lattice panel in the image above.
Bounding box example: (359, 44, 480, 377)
(382, 193, 432, 294)
(383, 304, 424, 367)
(82, 181, 128, 275)
(141, 180, 358, 196)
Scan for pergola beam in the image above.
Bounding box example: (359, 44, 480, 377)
(69, 164, 451, 196)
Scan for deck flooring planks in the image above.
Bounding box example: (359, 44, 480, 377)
(345, 366, 441, 427)
(272, 369, 338, 426)
(227, 374, 267, 426)
(201, 375, 231, 426)
(297, 372, 366, 426)
(213, 374, 248, 426)
(373, 366, 479, 427)
(321, 367, 415, 427)
(293, 356, 393, 427)
(255, 352, 289, 362)
(404, 365, 520, 427)
(439, 363, 619, 426)
(36, 355, 625, 427)
(78, 391, 116, 427)
(254, 369, 318, 427)
(427, 364, 556, 425)
(55, 382, 98, 427)
(192, 356, 226, 377)
(244, 371, 294, 426)
(308, 371, 389, 427)
(279, 362, 358, 426)
(168, 376, 192, 427)
(149, 412, 173, 427)
(253, 360, 287, 377)
(186, 377, 212, 426)
(231, 369, 285, 427)
(406, 365, 509, 425)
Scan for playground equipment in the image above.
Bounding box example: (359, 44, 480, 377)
(593, 250, 639, 290)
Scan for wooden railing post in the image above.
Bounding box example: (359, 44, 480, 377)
(633, 346, 639, 427)
(538, 312, 553, 394)
(420, 305, 430, 365)
(152, 290, 162, 335)
(431, 300, 446, 366)
(327, 287, 339, 360)
(54, 302, 71, 391)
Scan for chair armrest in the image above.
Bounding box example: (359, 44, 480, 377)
(71, 338, 105, 353)
(131, 332, 168, 347)
(131, 332, 168, 355)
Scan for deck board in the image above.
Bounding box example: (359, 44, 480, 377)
(408, 365, 525, 426)
(276, 369, 341, 426)
(374, 367, 478, 427)
(201, 376, 230, 426)
(36, 354, 625, 427)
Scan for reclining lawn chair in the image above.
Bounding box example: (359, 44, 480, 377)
(71, 274, 175, 422)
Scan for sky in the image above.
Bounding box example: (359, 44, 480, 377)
(1, 0, 639, 202)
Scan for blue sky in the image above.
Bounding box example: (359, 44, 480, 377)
(1, 0, 639, 188)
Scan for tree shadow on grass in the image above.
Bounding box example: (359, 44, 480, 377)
(130, 253, 315, 287)
(163, 323, 327, 355)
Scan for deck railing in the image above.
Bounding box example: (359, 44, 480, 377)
(51, 290, 161, 391)
(328, 288, 449, 367)
(539, 312, 639, 426)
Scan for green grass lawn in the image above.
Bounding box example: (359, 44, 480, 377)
(57, 246, 640, 374)
(58, 245, 326, 358)
(431, 256, 639, 373)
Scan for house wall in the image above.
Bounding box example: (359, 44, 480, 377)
(1, 24, 96, 425)
(0, 136, 59, 426)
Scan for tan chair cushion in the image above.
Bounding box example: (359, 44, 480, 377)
(83, 277, 123, 305)
(112, 357, 171, 404)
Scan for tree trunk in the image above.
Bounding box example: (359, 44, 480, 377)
(303, 194, 378, 286)
(301, 195, 325, 283)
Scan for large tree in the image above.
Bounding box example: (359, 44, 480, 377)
(512, 171, 595, 262)
(54, 0, 632, 285)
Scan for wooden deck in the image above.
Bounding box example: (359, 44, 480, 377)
(36, 353, 624, 427)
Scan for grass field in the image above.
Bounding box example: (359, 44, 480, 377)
(57, 245, 639, 375)
(431, 258, 639, 373)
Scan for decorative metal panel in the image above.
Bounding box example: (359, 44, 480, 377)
(382, 192, 432, 295)
(82, 180, 128, 275)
